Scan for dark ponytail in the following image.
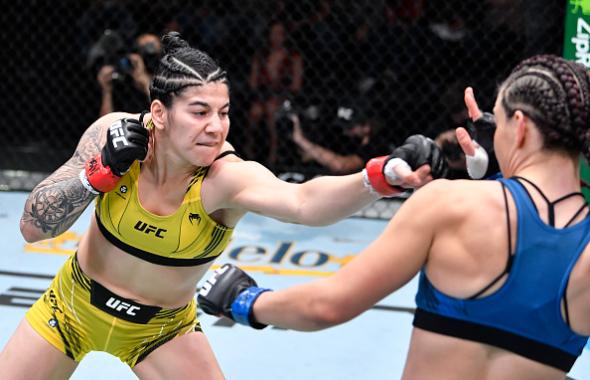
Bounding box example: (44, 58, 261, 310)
(161, 31, 189, 55)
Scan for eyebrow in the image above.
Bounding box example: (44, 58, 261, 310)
(188, 101, 230, 109)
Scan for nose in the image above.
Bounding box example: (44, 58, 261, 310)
(206, 114, 224, 133)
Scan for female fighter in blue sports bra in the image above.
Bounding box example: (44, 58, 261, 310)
(0, 32, 439, 379)
(200, 54, 590, 380)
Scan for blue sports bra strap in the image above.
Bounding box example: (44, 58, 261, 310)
(512, 176, 552, 224)
(552, 191, 587, 204)
(565, 202, 589, 228)
(512, 176, 587, 227)
(467, 182, 514, 300)
(563, 280, 571, 327)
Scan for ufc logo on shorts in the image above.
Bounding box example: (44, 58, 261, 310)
(199, 265, 230, 297)
(109, 121, 129, 148)
(105, 297, 141, 316)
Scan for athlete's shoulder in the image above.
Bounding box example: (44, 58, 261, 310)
(422, 177, 499, 194)
(412, 178, 503, 212)
(209, 155, 268, 182)
(97, 112, 135, 124)
(90, 112, 136, 132)
(205, 153, 278, 203)
(216, 142, 243, 162)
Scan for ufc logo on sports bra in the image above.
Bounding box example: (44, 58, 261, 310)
(105, 297, 141, 316)
(109, 121, 129, 148)
(134, 220, 167, 238)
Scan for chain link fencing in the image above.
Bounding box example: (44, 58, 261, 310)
(0, 0, 565, 218)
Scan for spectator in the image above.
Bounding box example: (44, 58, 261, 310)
(94, 32, 162, 116)
(290, 103, 391, 175)
(247, 20, 304, 167)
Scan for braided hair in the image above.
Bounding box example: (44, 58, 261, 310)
(149, 32, 228, 107)
(499, 54, 590, 162)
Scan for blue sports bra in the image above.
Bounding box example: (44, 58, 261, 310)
(414, 177, 590, 371)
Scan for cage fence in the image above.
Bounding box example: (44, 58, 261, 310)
(0, 0, 565, 218)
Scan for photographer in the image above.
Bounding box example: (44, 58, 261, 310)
(290, 103, 392, 175)
(287, 101, 478, 180)
(91, 31, 162, 116)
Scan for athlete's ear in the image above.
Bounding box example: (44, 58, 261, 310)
(150, 100, 167, 131)
(513, 110, 527, 148)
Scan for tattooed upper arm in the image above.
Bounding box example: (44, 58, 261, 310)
(39, 120, 105, 186)
(20, 119, 109, 241)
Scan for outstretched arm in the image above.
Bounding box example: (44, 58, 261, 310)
(211, 158, 431, 226)
(20, 120, 106, 242)
(251, 181, 441, 330)
(199, 180, 445, 330)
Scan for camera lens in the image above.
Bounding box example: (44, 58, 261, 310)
(118, 57, 132, 72)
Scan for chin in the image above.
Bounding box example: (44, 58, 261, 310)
(192, 147, 221, 167)
(193, 156, 215, 167)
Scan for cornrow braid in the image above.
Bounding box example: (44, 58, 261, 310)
(500, 54, 590, 162)
(149, 32, 229, 107)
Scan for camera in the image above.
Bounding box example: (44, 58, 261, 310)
(274, 99, 298, 134)
(87, 29, 134, 81)
(135, 40, 160, 75)
(111, 56, 133, 81)
(274, 98, 322, 136)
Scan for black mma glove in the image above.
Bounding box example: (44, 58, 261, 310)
(198, 264, 272, 329)
(467, 112, 495, 155)
(390, 134, 448, 179)
(465, 112, 499, 179)
(101, 118, 149, 176)
(363, 134, 448, 197)
(82, 118, 149, 194)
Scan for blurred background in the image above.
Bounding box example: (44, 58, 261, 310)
(0, 0, 565, 216)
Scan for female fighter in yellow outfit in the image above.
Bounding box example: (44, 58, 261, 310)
(0, 32, 437, 379)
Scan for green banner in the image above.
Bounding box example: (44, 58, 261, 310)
(563, 0, 590, 200)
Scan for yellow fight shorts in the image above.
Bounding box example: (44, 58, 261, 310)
(25, 254, 201, 367)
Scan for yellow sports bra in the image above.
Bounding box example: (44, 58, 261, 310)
(95, 160, 234, 266)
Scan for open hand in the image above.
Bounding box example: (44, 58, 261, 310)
(455, 87, 483, 156)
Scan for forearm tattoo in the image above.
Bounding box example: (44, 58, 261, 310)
(23, 177, 96, 237)
(21, 122, 103, 238)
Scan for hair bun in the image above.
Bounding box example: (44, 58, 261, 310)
(162, 31, 189, 55)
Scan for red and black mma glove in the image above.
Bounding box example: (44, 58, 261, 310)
(363, 155, 405, 197)
(198, 264, 272, 329)
(363, 134, 448, 197)
(80, 118, 149, 194)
